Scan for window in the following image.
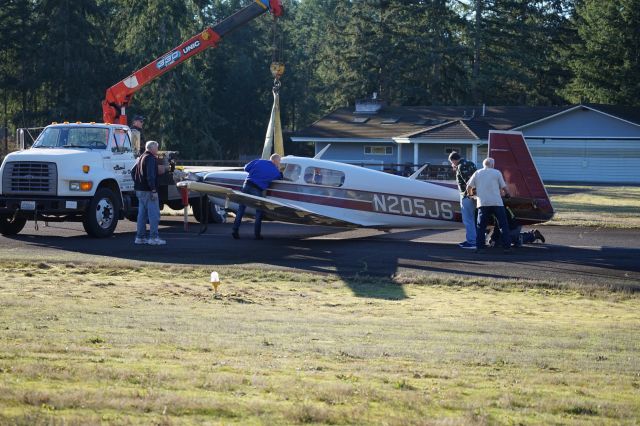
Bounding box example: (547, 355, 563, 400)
(380, 117, 400, 124)
(444, 146, 461, 155)
(112, 129, 132, 153)
(282, 163, 302, 181)
(352, 117, 369, 124)
(67, 128, 108, 148)
(33, 128, 62, 148)
(32, 127, 108, 149)
(303, 167, 345, 187)
(364, 146, 393, 155)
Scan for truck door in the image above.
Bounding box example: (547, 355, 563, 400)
(109, 129, 135, 192)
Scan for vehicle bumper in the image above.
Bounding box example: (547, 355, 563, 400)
(0, 196, 91, 216)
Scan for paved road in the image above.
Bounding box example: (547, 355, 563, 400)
(1, 217, 639, 296)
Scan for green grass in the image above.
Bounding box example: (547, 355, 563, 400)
(0, 261, 639, 425)
(547, 184, 640, 228)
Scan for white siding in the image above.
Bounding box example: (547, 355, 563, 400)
(527, 138, 640, 183)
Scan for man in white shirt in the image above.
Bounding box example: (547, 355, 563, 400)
(466, 157, 512, 253)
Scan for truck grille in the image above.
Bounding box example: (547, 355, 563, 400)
(2, 162, 58, 195)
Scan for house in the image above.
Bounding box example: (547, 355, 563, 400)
(291, 102, 640, 183)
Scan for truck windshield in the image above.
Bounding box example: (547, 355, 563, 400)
(33, 127, 109, 149)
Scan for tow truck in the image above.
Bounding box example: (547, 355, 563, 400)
(0, 0, 284, 237)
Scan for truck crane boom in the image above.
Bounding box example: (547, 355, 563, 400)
(102, 0, 284, 125)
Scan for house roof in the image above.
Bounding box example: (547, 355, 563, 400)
(294, 104, 640, 141)
(399, 119, 496, 140)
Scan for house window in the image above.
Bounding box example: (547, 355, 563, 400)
(444, 146, 461, 155)
(364, 146, 393, 155)
(303, 167, 345, 187)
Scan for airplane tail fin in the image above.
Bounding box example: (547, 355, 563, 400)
(489, 131, 554, 225)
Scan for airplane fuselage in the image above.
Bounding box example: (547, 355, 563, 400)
(199, 156, 463, 229)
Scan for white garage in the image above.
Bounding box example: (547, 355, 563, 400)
(516, 105, 640, 184)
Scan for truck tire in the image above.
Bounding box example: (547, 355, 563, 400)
(190, 197, 224, 224)
(83, 188, 119, 238)
(0, 215, 27, 236)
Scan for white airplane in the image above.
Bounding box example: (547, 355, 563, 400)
(177, 131, 554, 230)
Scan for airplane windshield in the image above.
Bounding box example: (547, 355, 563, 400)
(303, 167, 345, 187)
(282, 163, 301, 181)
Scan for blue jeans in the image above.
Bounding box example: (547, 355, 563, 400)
(136, 191, 160, 239)
(477, 206, 510, 249)
(460, 194, 476, 244)
(232, 183, 264, 236)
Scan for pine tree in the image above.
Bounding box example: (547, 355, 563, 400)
(563, 0, 640, 105)
(33, 0, 113, 121)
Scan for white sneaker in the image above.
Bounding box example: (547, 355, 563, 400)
(134, 238, 148, 245)
(147, 237, 166, 245)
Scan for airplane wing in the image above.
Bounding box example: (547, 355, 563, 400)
(178, 181, 360, 227)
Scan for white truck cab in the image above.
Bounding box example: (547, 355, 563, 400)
(0, 123, 138, 237)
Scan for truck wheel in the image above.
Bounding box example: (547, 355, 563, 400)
(0, 215, 27, 236)
(83, 188, 119, 238)
(190, 197, 224, 224)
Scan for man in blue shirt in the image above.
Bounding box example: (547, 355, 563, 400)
(232, 154, 283, 240)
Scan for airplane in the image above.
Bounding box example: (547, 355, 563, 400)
(177, 131, 554, 231)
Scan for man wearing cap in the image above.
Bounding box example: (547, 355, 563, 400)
(130, 115, 145, 155)
(448, 151, 477, 249)
(232, 154, 283, 240)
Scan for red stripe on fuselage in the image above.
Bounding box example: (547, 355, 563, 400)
(204, 177, 461, 222)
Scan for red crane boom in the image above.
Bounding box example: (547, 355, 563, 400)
(102, 0, 284, 125)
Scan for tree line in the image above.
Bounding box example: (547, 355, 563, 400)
(1, 0, 638, 158)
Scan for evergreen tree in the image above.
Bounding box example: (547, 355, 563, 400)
(461, 0, 573, 105)
(34, 0, 113, 121)
(563, 0, 640, 105)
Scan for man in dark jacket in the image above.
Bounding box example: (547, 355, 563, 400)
(449, 151, 477, 249)
(132, 140, 165, 245)
(232, 154, 283, 240)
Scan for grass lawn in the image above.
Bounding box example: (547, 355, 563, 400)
(1, 261, 639, 425)
(547, 184, 640, 228)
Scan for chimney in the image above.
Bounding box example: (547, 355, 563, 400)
(355, 93, 385, 114)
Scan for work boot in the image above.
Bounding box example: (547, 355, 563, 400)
(533, 229, 545, 243)
(232, 230, 240, 239)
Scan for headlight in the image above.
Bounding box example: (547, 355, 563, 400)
(69, 181, 93, 191)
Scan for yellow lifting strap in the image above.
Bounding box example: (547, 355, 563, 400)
(261, 62, 285, 159)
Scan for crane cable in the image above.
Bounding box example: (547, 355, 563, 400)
(262, 16, 285, 159)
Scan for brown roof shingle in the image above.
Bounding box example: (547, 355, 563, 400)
(295, 105, 640, 140)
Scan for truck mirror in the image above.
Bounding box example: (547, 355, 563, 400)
(17, 129, 25, 150)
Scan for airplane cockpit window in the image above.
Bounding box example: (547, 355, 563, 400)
(282, 163, 302, 181)
(303, 167, 345, 187)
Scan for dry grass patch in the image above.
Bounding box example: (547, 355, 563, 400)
(547, 184, 640, 228)
(0, 260, 639, 424)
